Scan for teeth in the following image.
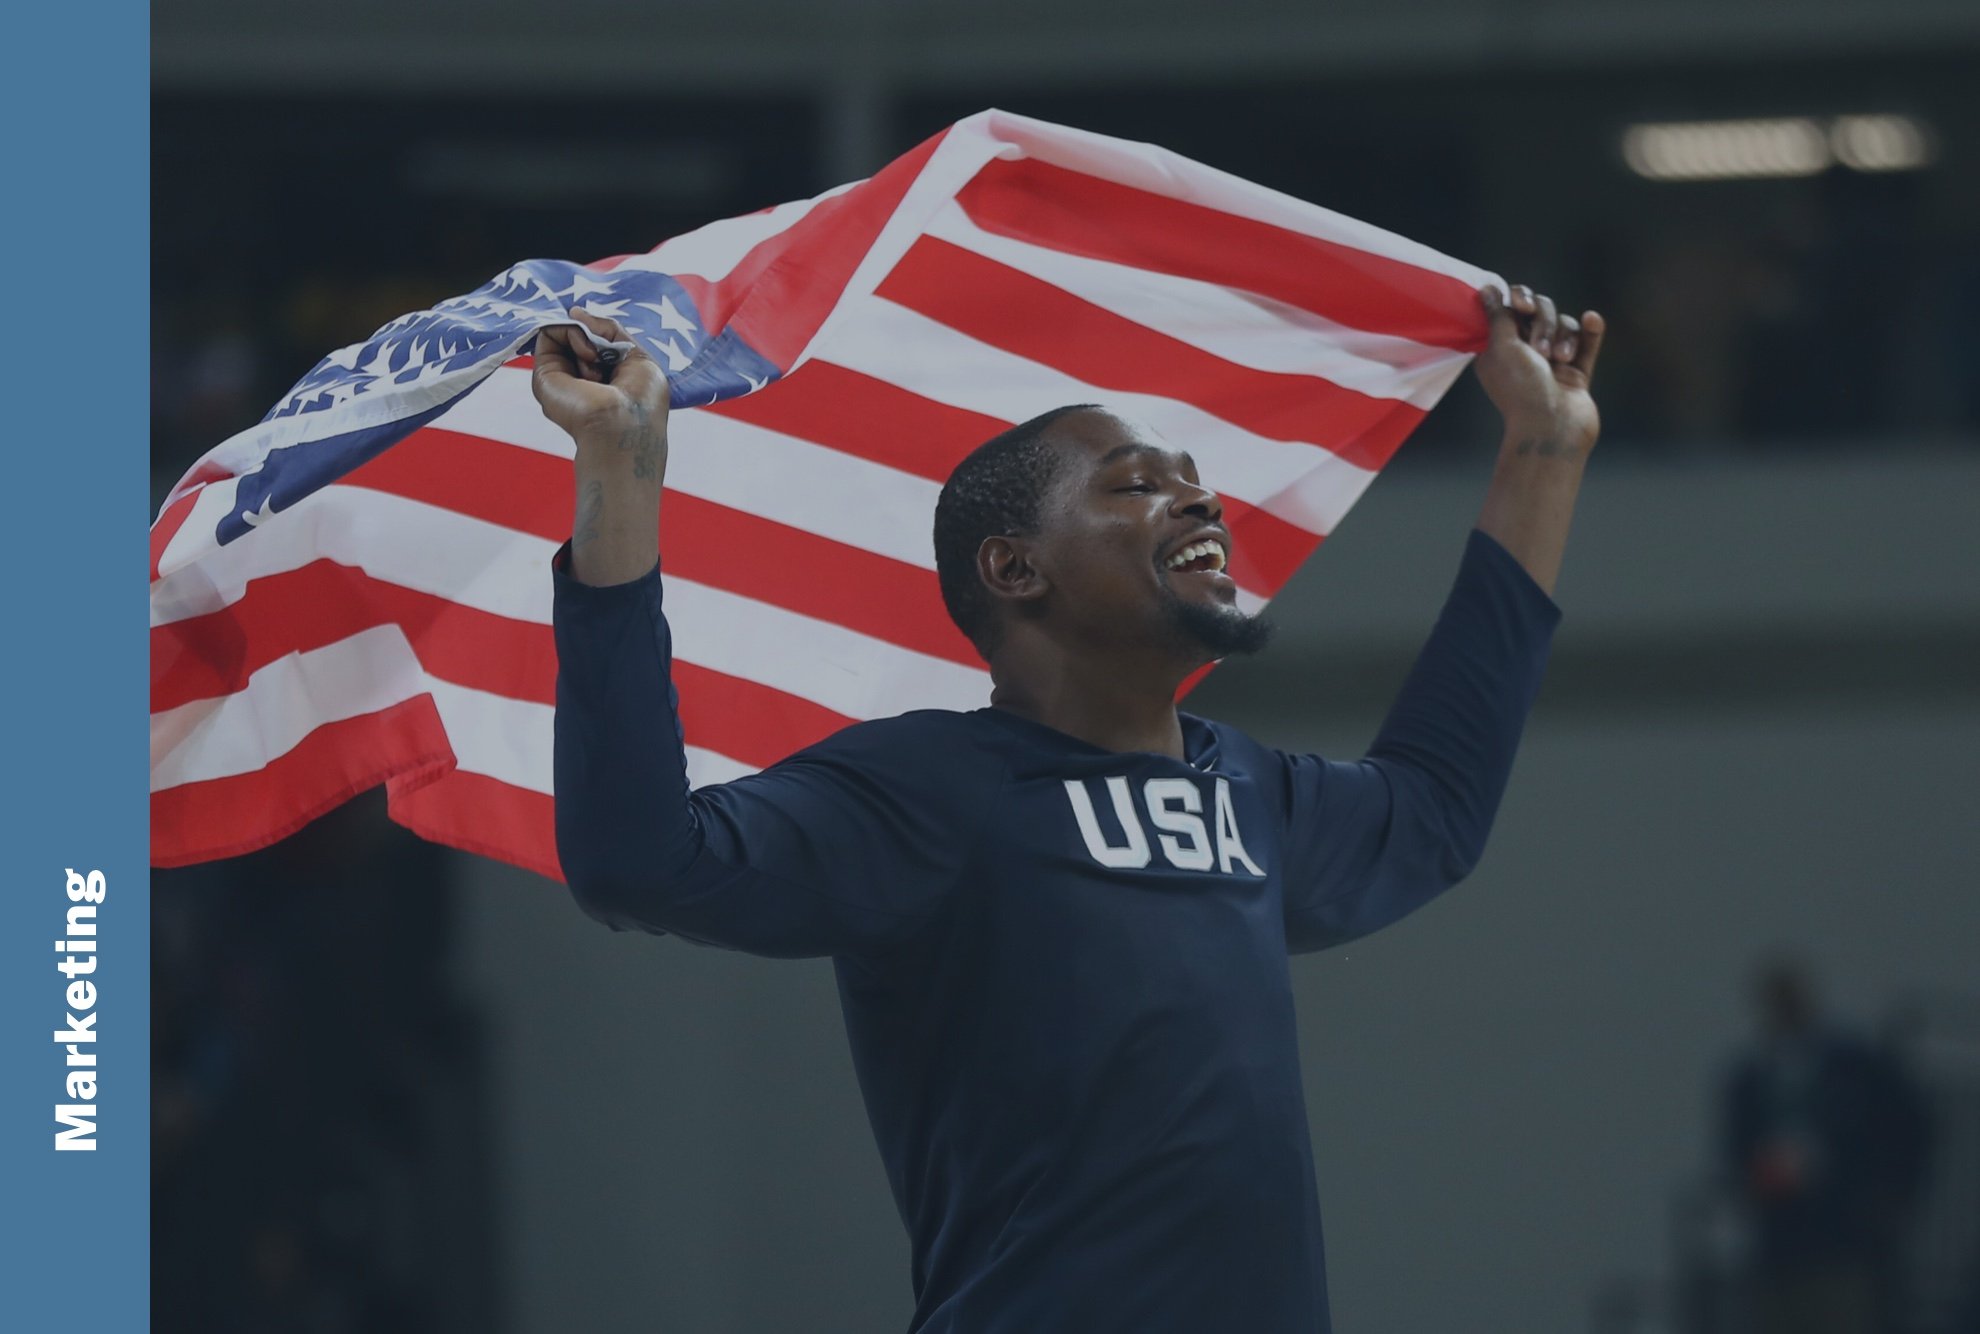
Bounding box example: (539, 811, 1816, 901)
(1165, 539, 1228, 572)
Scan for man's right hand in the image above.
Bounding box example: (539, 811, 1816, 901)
(531, 307, 670, 457)
(534, 307, 673, 587)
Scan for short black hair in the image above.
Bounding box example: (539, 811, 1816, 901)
(933, 404, 1099, 659)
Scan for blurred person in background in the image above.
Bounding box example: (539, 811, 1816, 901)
(1724, 959, 1932, 1334)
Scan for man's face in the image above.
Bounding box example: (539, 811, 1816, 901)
(1023, 410, 1270, 664)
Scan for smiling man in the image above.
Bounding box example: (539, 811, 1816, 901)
(542, 283, 1604, 1333)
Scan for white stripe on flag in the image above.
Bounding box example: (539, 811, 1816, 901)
(150, 624, 427, 790)
(151, 485, 557, 629)
(664, 577, 991, 720)
(428, 679, 761, 792)
(423, 368, 576, 457)
(668, 413, 942, 570)
(425, 676, 551, 794)
(684, 746, 759, 789)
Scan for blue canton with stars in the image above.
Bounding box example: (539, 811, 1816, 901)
(216, 260, 782, 546)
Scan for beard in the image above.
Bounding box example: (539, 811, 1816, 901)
(1160, 586, 1274, 660)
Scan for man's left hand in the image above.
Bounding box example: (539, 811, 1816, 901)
(1474, 283, 1605, 458)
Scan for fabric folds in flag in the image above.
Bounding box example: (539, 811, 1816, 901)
(149, 108, 1499, 879)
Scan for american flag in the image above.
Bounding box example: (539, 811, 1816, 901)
(149, 109, 1497, 880)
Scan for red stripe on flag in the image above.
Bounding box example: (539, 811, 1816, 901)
(665, 496, 977, 666)
(672, 661, 856, 769)
(150, 560, 558, 715)
(706, 360, 1006, 484)
(877, 237, 1426, 474)
(667, 274, 718, 327)
(343, 428, 978, 666)
(349, 427, 571, 539)
(386, 768, 562, 882)
(687, 128, 949, 370)
(1222, 507, 1321, 593)
(151, 695, 454, 868)
(956, 157, 1486, 351)
(1177, 662, 1217, 700)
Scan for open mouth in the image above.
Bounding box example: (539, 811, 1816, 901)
(1163, 538, 1229, 575)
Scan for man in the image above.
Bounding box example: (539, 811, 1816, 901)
(1725, 960, 1932, 1334)
(538, 282, 1603, 1332)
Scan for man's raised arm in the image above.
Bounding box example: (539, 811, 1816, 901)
(537, 308, 982, 959)
(1278, 283, 1604, 952)
(1472, 282, 1606, 596)
(532, 307, 671, 587)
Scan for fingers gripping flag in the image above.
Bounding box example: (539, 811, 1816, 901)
(149, 109, 1500, 879)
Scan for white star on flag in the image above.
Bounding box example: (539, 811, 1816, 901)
(639, 296, 699, 338)
(654, 337, 694, 372)
(558, 271, 616, 302)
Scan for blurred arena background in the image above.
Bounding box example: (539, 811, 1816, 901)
(151, 2, 1980, 1330)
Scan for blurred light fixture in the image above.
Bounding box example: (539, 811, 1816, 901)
(1623, 118, 1830, 181)
(1622, 114, 1934, 182)
(1829, 114, 1935, 172)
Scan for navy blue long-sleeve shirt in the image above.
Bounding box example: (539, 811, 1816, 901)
(551, 530, 1560, 1333)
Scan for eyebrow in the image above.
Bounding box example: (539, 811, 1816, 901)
(1097, 442, 1197, 473)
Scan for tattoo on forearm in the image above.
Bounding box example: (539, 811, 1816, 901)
(1514, 435, 1582, 460)
(573, 479, 604, 551)
(616, 401, 665, 480)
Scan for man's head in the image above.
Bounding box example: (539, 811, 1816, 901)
(933, 406, 1271, 671)
(1753, 959, 1816, 1039)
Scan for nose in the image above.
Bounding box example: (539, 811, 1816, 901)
(1171, 478, 1223, 524)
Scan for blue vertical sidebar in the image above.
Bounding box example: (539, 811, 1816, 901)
(0, 3, 151, 1331)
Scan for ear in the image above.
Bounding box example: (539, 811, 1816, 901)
(976, 535, 1050, 608)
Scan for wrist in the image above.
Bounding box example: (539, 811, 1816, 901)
(571, 420, 669, 483)
(1497, 422, 1591, 465)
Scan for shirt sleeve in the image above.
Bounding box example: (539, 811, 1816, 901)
(550, 546, 986, 960)
(1279, 530, 1561, 954)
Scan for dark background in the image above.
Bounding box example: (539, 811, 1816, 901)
(153, 2, 1980, 1330)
